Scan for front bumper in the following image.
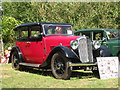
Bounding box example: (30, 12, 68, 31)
(69, 62, 97, 67)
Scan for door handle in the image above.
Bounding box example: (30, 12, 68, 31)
(26, 42, 31, 44)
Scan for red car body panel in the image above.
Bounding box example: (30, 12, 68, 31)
(16, 35, 80, 65)
(16, 41, 44, 64)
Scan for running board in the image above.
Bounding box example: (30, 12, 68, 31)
(19, 63, 41, 67)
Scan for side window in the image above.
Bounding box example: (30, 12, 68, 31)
(18, 30, 28, 39)
(22, 31, 28, 37)
(93, 32, 103, 40)
(17, 25, 42, 40)
(81, 32, 91, 38)
(17, 26, 29, 39)
(29, 25, 42, 41)
(31, 31, 40, 37)
(30, 25, 42, 38)
(75, 32, 81, 36)
(15, 31, 20, 39)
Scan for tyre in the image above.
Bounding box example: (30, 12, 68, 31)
(51, 52, 72, 80)
(98, 46, 112, 57)
(11, 51, 20, 70)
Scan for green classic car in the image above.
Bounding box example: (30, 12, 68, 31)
(75, 29, 120, 59)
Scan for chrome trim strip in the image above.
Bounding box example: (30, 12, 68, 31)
(113, 46, 120, 48)
(19, 63, 40, 67)
(69, 63, 96, 67)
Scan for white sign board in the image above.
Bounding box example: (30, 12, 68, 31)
(97, 57, 120, 79)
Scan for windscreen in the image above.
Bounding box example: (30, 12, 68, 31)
(43, 25, 73, 35)
(106, 31, 120, 40)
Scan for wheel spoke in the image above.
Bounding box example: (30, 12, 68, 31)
(54, 59, 66, 75)
(60, 68, 65, 74)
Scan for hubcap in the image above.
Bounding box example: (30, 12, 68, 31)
(14, 56, 18, 63)
(54, 57, 65, 76)
(13, 54, 19, 68)
(56, 63, 63, 70)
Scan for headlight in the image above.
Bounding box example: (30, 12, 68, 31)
(70, 40, 79, 50)
(93, 40, 101, 49)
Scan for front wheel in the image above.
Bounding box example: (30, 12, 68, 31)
(98, 46, 112, 57)
(51, 52, 72, 80)
(11, 51, 20, 70)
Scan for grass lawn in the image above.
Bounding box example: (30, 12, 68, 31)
(0, 64, 119, 88)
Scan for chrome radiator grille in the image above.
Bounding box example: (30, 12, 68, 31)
(78, 38, 93, 63)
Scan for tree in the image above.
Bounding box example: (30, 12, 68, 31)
(2, 2, 119, 48)
(2, 16, 23, 48)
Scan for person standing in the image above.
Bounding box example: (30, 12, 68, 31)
(4, 47, 11, 63)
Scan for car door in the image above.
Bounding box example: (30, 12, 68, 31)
(25, 39, 44, 64)
(16, 30, 31, 63)
(24, 26, 45, 64)
(17, 26, 45, 64)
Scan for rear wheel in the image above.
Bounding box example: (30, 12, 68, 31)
(51, 52, 71, 80)
(11, 51, 20, 70)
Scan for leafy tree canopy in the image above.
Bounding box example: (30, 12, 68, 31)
(2, 2, 119, 46)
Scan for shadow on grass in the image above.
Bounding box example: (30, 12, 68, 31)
(71, 72, 94, 79)
(19, 66, 52, 77)
(19, 66, 99, 79)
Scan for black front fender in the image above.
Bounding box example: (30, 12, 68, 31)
(53, 46, 79, 59)
(41, 46, 79, 67)
(93, 45, 112, 57)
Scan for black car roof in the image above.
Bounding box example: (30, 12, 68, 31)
(75, 29, 119, 34)
(14, 22, 72, 31)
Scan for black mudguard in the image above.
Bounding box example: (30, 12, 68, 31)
(41, 46, 80, 67)
(9, 46, 24, 63)
(93, 45, 112, 57)
(53, 46, 79, 59)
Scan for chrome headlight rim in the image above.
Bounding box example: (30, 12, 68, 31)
(93, 40, 101, 49)
(70, 40, 79, 50)
(70, 36, 87, 50)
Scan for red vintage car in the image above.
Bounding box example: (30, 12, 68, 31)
(10, 23, 98, 79)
